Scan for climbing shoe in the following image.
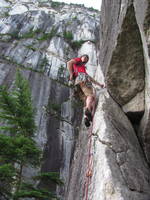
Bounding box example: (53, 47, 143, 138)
(85, 109, 93, 122)
(84, 117, 91, 127)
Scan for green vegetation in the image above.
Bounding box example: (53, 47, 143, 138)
(0, 27, 57, 42)
(34, 172, 63, 185)
(66, 21, 72, 26)
(70, 3, 84, 7)
(1, 29, 42, 40)
(71, 40, 85, 50)
(88, 7, 99, 12)
(57, 64, 66, 79)
(63, 31, 85, 50)
(0, 71, 36, 137)
(19, 27, 57, 41)
(21, 29, 40, 39)
(44, 100, 73, 125)
(39, 56, 49, 70)
(38, 27, 57, 41)
(63, 31, 73, 41)
(48, 102, 61, 113)
(25, 45, 37, 51)
(1, 55, 45, 74)
(64, 46, 70, 58)
(2, 12, 9, 17)
(1, 55, 28, 69)
(51, 1, 65, 8)
(0, 71, 62, 200)
(72, 16, 77, 20)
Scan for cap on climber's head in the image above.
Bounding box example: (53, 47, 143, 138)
(80, 54, 89, 64)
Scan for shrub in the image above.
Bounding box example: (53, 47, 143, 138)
(38, 27, 57, 41)
(51, 1, 64, 8)
(63, 31, 73, 41)
(71, 40, 85, 50)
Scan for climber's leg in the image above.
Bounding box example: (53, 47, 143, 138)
(85, 95, 95, 121)
(84, 97, 94, 127)
(86, 95, 94, 113)
(91, 97, 96, 116)
(79, 83, 95, 127)
(71, 83, 95, 126)
(85, 96, 93, 112)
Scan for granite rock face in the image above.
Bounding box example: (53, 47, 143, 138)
(96, 0, 150, 199)
(99, 0, 150, 166)
(0, 0, 100, 79)
(137, 0, 150, 164)
(100, 1, 145, 107)
(67, 91, 150, 200)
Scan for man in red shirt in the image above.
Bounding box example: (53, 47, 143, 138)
(67, 54, 104, 127)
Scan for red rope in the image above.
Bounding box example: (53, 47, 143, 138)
(83, 111, 95, 200)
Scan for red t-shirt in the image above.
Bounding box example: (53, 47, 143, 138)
(73, 57, 87, 77)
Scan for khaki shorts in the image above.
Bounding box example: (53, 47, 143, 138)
(79, 82, 94, 97)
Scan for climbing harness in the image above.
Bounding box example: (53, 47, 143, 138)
(75, 73, 89, 84)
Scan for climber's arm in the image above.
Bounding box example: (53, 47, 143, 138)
(88, 74, 105, 88)
(67, 59, 76, 80)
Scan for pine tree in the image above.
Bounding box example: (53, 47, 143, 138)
(0, 70, 36, 136)
(0, 70, 62, 200)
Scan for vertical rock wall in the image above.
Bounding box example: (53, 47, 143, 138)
(66, 0, 150, 200)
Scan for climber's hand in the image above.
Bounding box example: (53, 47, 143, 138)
(98, 83, 106, 88)
(101, 84, 106, 88)
(68, 80, 74, 86)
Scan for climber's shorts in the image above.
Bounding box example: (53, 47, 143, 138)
(74, 73, 94, 100)
(79, 82, 94, 97)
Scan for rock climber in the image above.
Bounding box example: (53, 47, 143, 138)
(67, 54, 105, 127)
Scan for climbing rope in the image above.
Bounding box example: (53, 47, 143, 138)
(83, 111, 95, 200)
